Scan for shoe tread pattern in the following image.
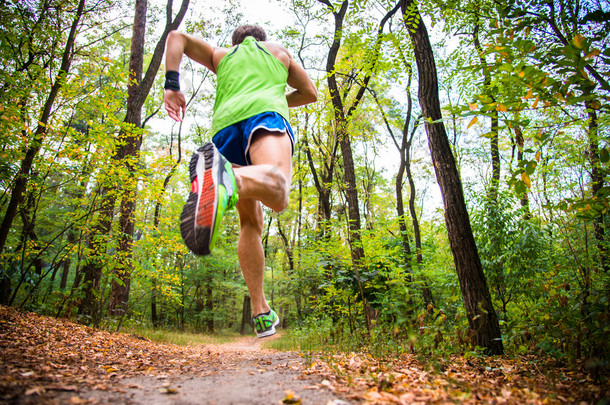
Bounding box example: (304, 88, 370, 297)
(180, 143, 216, 256)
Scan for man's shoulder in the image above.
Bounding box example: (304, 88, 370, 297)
(261, 42, 288, 52)
(260, 42, 291, 64)
(213, 46, 230, 57)
(212, 47, 231, 70)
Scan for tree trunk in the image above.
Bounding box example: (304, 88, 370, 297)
(514, 125, 531, 217)
(240, 295, 253, 335)
(473, 22, 500, 204)
(0, 276, 11, 305)
(79, 0, 189, 319)
(319, 0, 400, 332)
(321, 0, 369, 329)
(59, 229, 76, 290)
(371, 45, 433, 309)
(586, 100, 608, 273)
(303, 131, 338, 238)
(0, 0, 86, 253)
(405, 127, 435, 307)
(400, 0, 504, 354)
(107, 0, 148, 316)
(204, 281, 214, 333)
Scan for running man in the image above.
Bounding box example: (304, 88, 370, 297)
(163, 25, 317, 338)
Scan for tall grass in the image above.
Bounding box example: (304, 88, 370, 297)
(122, 326, 243, 346)
(264, 316, 366, 353)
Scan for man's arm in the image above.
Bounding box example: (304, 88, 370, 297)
(165, 30, 217, 72)
(285, 54, 318, 108)
(164, 31, 218, 122)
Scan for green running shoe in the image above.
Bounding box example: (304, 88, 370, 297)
(253, 309, 279, 338)
(180, 142, 238, 255)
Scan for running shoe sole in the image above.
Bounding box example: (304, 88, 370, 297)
(180, 143, 233, 256)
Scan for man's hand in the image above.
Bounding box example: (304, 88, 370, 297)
(164, 90, 186, 122)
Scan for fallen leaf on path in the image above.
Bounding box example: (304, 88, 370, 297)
(282, 389, 302, 404)
(24, 386, 46, 396)
(1, 306, 606, 405)
(46, 384, 79, 391)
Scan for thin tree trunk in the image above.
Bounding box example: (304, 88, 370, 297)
(204, 281, 214, 333)
(405, 128, 435, 307)
(514, 125, 531, 218)
(319, 0, 400, 332)
(370, 43, 433, 308)
(240, 295, 253, 335)
(323, 0, 369, 328)
(303, 130, 337, 238)
(0, 0, 86, 253)
(80, 0, 189, 319)
(107, 0, 148, 316)
(586, 100, 608, 272)
(400, 0, 503, 354)
(473, 22, 500, 203)
(585, 99, 610, 346)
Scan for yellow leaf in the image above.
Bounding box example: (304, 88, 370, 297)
(580, 69, 589, 80)
(572, 34, 585, 48)
(282, 390, 301, 404)
(496, 104, 508, 112)
(532, 95, 540, 109)
(536, 151, 541, 162)
(585, 48, 601, 58)
(468, 116, 478, 128)
(518, 70, 525, 78)
(521, 172, 531, 189)
(524, 89, 534, 99)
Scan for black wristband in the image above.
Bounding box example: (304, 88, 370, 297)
(164, 71, 180, 91)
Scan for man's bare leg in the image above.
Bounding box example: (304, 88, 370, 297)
(236, 199, 268, 316)
(234, 130, 292, 316)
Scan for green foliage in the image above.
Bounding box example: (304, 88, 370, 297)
(1, 0, 608, 367)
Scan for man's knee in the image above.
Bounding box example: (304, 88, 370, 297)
(265, 167, 289, 212)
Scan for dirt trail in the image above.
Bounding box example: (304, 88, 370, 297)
(3, 306, 607, 404)
(0, 306, 351, 405)
(77, 336, 350, 405)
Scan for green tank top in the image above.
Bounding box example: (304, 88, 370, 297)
(211, 37, 289, 135)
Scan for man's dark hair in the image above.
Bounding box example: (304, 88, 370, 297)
(232, 25, 267, 46)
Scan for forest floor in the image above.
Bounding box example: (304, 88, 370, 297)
(0, 305, 608, 405)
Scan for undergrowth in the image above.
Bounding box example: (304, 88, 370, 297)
(120, 325, 242, 346)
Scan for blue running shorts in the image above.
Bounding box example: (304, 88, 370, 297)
(212, 112, 295, 166)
